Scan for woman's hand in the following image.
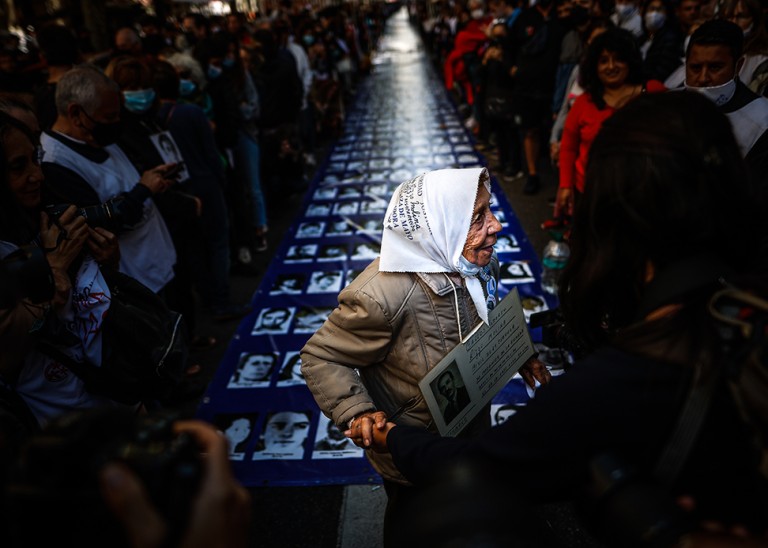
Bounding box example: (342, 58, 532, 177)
(99, 420, 251, 548)
(344, 411, 388, 448)
(87, 227, 120, 267)
(519, 357, 552, 390)
(41, 206, 88, 273)
(550, 142, 560, 166)
(553, 187, 574, 219)
(370, 422, 397, 453)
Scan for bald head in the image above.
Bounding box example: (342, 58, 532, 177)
(115, 27, 142, 55)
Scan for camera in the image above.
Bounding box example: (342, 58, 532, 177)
(577, 453, 694, 548)
(529, 307, 586, 360)
(45, 196, 127, 232)
(0, 245, 54, 308)
(4, 408, 203, 548)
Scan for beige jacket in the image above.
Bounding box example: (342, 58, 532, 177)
(301, 257, 497, 483)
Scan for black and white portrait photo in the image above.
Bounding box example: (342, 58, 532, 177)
(494, 234, 520, 253)
(270, 273, 306, 295)
(500, 261, 535, 285)
(293, 307, 333, 334)
(277, 352, 305, 386)
(307, 270, 343, 294)
(431, 363, 471, 425)
(325, 220, 352, 237)
(295, 221, 325, 239)
(251, 410, 312, 460)
(251, 307, 295, 335)
(351, 242, 380, 261)
(312, 415, 362, 459)
(312, 187, 338, 200)
(285, 244, 317, 263)
(332, 202, 359, 216)
(214, 413, 259, 461)
(228, 352, 279, 388)
(306, 203, 332, 217)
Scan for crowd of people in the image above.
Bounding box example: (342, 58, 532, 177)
(413, 0, 768, 199)
(1, 0, 768, 546)
(0, 3, 393, 546)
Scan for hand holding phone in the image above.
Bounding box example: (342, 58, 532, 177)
(163, 162, 185, 180)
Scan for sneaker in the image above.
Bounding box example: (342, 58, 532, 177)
(238, 246, 253, 264)
(523, 175, 541, 195)
(503, 165, 525, 180)
(211, 303, 252, 323)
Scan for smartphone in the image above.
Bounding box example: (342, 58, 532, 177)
(163, 162, 185, 179)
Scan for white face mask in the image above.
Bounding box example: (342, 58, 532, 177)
(685, 78, 737, 106)
(615, 2, 637, 17)
(743, 22, 754, 36)
(471, 8, 485, 19)
(644, 10, 666, 31)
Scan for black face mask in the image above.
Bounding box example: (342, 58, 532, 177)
(570, 5, 590, 26)
(81, 108, 123, 147)
(90, 121, 123, 147)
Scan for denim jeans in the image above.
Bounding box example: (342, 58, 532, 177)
(236, 130, 267, 228)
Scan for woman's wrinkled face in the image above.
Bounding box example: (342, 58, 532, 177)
(5, 127, 43, 210)
(461, 183, 502, 267)
(597, 49, 629, 88)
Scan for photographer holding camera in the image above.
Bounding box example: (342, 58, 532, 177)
(3, 411, 251, 548)
(0, 107, 133, 427)
(40, 64, 178, 295)
(98, 419, 251, 548)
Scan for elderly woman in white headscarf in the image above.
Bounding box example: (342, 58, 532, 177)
(300, 168, 549, 506)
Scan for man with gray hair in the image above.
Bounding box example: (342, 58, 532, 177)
(41, 64, 178, 293)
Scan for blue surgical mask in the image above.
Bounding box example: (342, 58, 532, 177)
(222, 57, 236, 69)
(207, 64, 223, 80)
(302, 34, 315, 46)
(457, 255, 482, 277)
(644, 10, 666, 32)
(123, 89, 156, 114)
(179, 78, 197, 97)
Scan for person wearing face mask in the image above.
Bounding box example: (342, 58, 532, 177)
(639, 0, 683, 82)
(203, 31, 269, 267)
(165, 52, 214, 122)
(684, 18, 768, 187)
(300, 168, 550, 546)
(40, 65, 177, 296)
(610, 0, 644, 38)
(722, 0, 768, 93)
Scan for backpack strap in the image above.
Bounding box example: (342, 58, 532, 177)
(652, 357, 719, 484)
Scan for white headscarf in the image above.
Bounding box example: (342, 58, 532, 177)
(379, 167, 493, 323)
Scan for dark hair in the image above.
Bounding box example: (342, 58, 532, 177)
(37, 24, 80, 67)
(151, 61, 180, 101)
(104, 55, 152, 90)
(721, 0, 768, 56)
(279, 354, 303, 381)
(579, 27, 644, 109)
(0, 112, 39, 245)
(686, 19, 744, 60)
(559, 91, 761, 350)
